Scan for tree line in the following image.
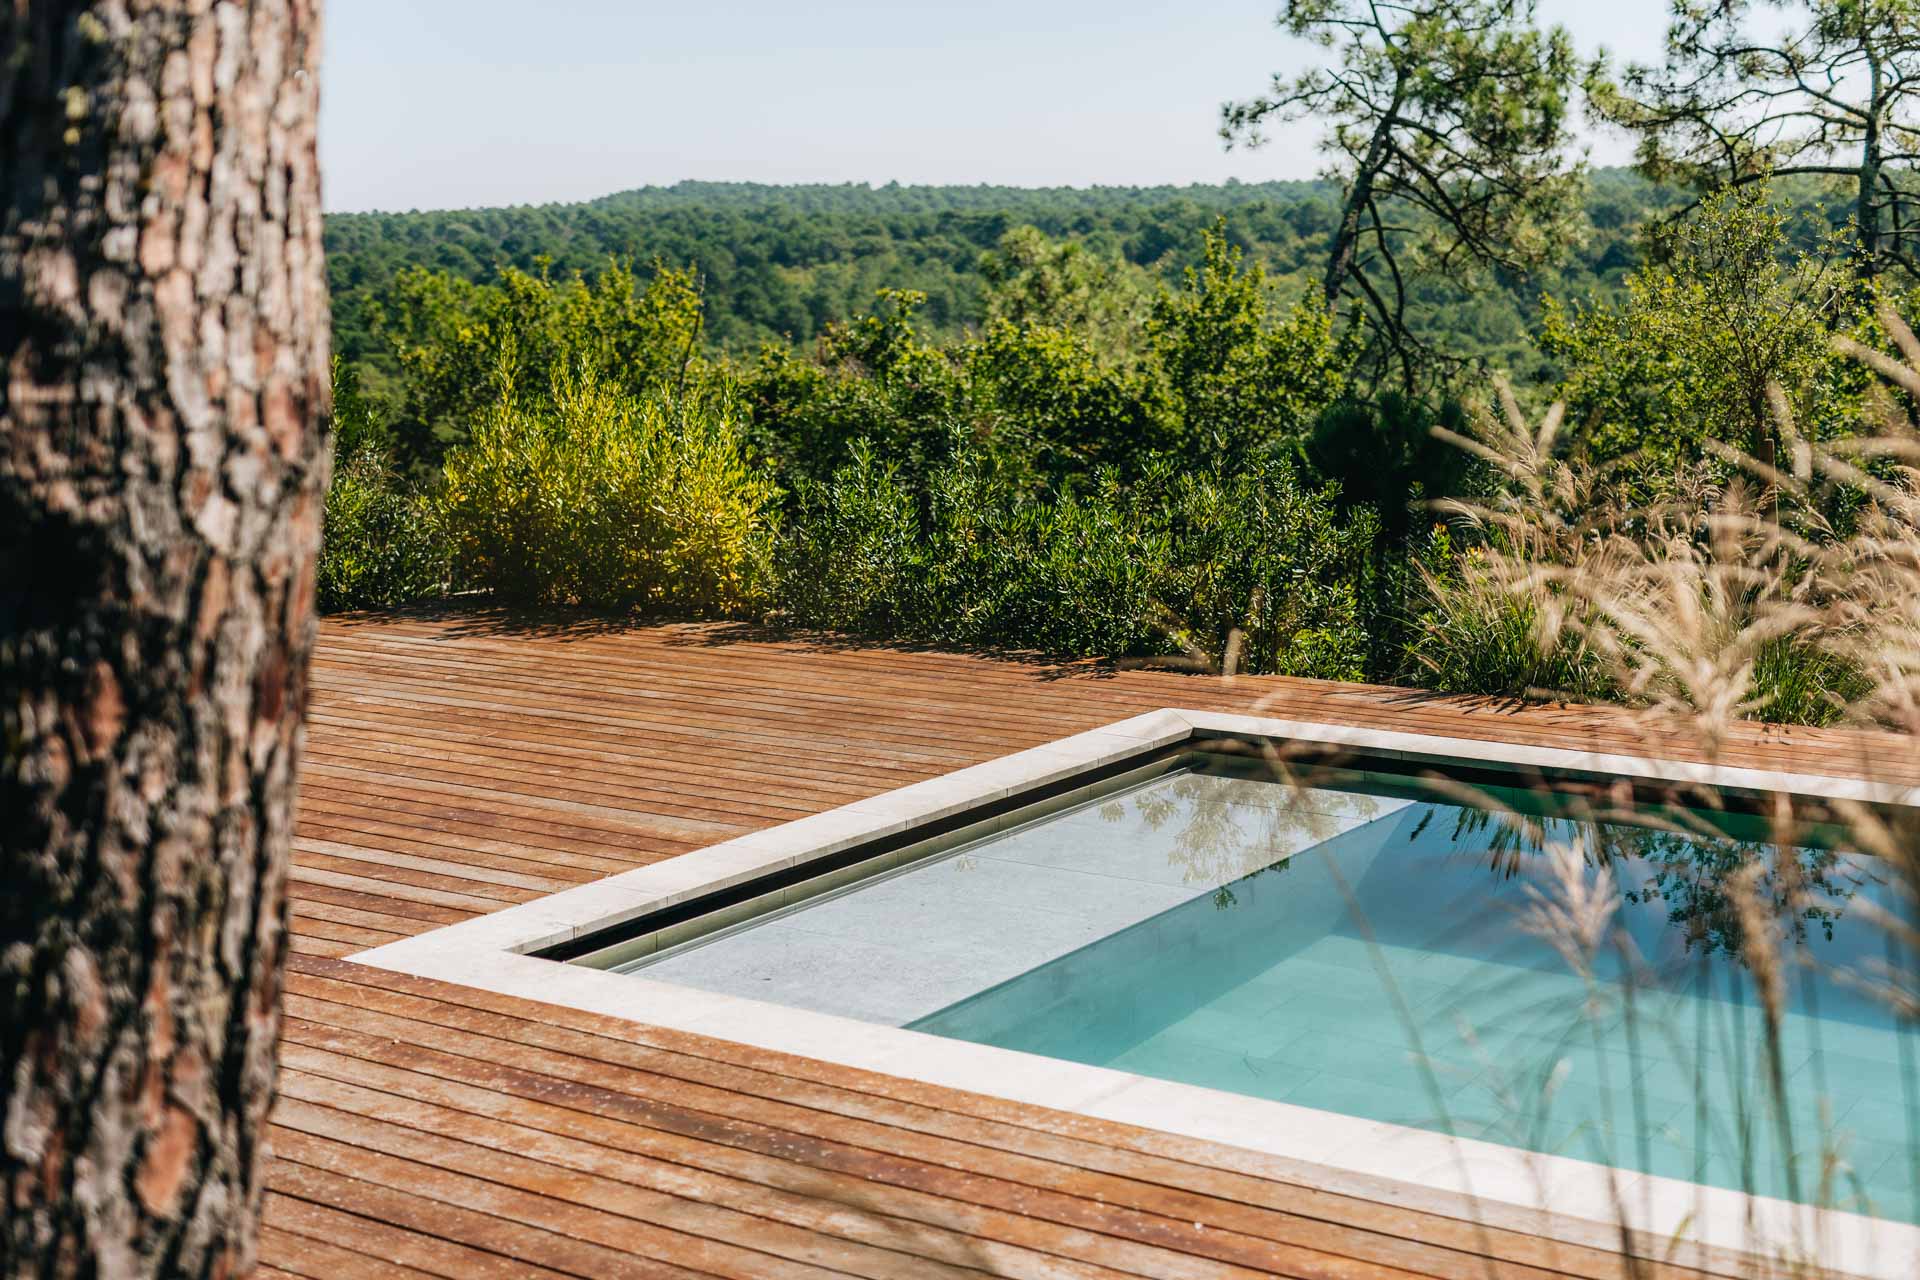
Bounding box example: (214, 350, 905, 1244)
(326, 170, 1705, 389)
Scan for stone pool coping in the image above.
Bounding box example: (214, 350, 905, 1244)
(353, 708, 1920, 1280)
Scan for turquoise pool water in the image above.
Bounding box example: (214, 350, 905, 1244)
(620, 749, 1917, 1222)
(908, 757, 1919, 1223)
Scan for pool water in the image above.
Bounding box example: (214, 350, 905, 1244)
(619, 752, 1919, 1222)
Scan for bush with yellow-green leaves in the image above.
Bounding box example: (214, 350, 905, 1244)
(437, 376, 777, 615)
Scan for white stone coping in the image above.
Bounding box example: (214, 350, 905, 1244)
(353, 708, 1920, 1280)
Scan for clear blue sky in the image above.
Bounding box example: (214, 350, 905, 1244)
(320, 0, 1672, 214)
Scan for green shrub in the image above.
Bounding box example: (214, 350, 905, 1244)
(964, 318, 1170, 481)
(772, 441, 923, 632)
(379, 259, 711, 471)
(1540, 188, 1869, 498)
(998, 467, 1177, 659)
(1157, 464, 1377, 678)
(744, 291, 978, 491)
(1146, 223, 1350, 469)
(439, 377, 777, 614)
(778, 438, 1374, 678)
(318, 442, 450, 613)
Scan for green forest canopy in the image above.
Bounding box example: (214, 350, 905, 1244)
(327, 170, 1726, 393)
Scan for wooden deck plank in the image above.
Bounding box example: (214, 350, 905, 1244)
(283, 878, 475, 927)
(304, 705, 919, 795)
(293, 811, 640, 877)
(261, 1190, 585, 1280)
(278, 1066, 1198, 1280)
(266, 1161, 709, 1280)
(287, 863, 502, 914)
(286, 935, 355, 958)
(279, 956, 1719, 1280)
(271, 608, 1914, 1279)
(256, 1225, 450, 1280)
(290, 846, 544, 905)
(299, 781, 693, 860)
(278, 968, 1606, 1280)
(277, 1010, 1419, 1280)
(277, 1122, 859, 1280)
(300, 733, 866, 820)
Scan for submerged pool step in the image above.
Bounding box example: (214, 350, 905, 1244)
(623, 770, 1412, 1026)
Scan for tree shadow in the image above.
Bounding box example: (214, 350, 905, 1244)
(655, 619, 1147, 682)
(1359, 687, 1556, 716)
(326, 599, 1199, 682)
(327, 598, 641, 642)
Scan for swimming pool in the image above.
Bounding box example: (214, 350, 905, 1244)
(355, 709, 1920, 1276)
(608, 749, 1916, 1224)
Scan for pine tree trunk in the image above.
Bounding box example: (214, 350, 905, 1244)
(0, 3, 327, 1276)
(1858, 49, 1885, 277)
(1322, 79, 1404, 308)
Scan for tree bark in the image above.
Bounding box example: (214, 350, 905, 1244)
(1859, 45, 1885, 277)
(1322, 80, 1404, 308)
(0, 3, 327, 1276)
(1323, 145, 1380, 306)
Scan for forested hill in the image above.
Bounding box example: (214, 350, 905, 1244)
(326, 172, 1687, 378)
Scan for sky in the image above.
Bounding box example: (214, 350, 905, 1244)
(320, 0, 1675, 214)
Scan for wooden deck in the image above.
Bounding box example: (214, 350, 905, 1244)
(265, 608, 1918, 1279)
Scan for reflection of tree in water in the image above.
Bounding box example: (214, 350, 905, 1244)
(1422, 797, 1865, 958)
(1090, 762, 1875, 954)
(1096, 769, 1400, 901)
(1621, 830, 1863, 956)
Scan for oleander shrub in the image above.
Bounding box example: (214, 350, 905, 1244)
(778, 437, 1374, 678)
(439, 376, 777, 613)
(318, 441, 451, 612)
(771, 440, 922, 632)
